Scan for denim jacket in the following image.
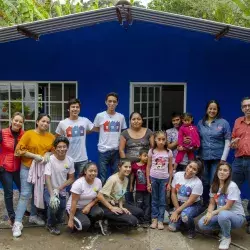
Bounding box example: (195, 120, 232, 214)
(197, 118, 231, 160)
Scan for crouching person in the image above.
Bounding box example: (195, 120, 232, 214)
(66, 162, 104, 233)
(97, 158, 144, 230)
(198, 163, 245, 250)
(44, 136, 75, 235)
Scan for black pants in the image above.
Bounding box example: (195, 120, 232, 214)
(100, 203, 144, 227)
(135, 191, 151, 223)
(0, 170, 20, 220)
(67, 205, 104, 231)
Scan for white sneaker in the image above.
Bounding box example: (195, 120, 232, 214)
(29, 215, 45, 226)
(12, 222, 23, 237)
(219, 237, 231, 250)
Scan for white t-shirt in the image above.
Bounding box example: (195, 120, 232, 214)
(210, 181, 245, 216)
(94, 111, 127, 152)
(66, 177, 102, 210)
(44, 155, 75, 196)
(55, 117, 94, 162)
(148, 148, 173, 179)
(171, 171, 203, 202)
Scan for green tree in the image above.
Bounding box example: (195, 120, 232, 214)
(147, 0, 250, 27)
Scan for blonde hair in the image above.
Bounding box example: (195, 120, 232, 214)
(12, 112, 25, 122)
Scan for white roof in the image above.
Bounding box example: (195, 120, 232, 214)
(0, 6, 250, 43)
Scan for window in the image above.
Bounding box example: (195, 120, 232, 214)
(130, 83, 186, 131)
(0, 81, 77, 133)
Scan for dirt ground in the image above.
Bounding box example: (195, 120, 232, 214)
(0, 190, 249, 250)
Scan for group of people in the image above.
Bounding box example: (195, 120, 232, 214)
(0, 92, 249, 250)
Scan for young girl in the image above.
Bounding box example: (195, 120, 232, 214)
(174, 113, 200, 170)
(198, 163, 245, 250)
(168, 159, 204, 239)
(97, 158, 144, 229)
(146, 131, 173, 230)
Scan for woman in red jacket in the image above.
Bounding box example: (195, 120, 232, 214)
(0, 112, 25, 225)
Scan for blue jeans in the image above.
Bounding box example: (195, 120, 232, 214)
(74, 160, 88, 179)
(170, 201, 203, 231)
(232, 157, 250, 214)
(15, 165, 37, 223)
(202, 160, 220, 206)
(0, 170, 20, 220)
(198, 211, 245, 238)
(98, 150, 119, 184)
(44, 189, 66, 226)
(151, 177, 167, 222)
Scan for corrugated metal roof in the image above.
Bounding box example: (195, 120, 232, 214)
(0, 6, 250, 43)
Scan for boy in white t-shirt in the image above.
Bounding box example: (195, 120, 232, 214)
(93, 92, 127, 184)
(55, 98, 94, 177)
(44, 136, 75, 235)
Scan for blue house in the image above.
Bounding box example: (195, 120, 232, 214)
(0, 6, 250, 197)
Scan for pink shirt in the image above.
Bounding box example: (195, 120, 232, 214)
(148, 148, 173, 179)
(178, 124, 200, 148)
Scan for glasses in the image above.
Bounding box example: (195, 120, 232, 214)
(242, 104, 250, 109)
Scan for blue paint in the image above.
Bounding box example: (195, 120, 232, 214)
(0, 21, 250, 198)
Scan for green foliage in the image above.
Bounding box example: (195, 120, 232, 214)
(148, 0, 250, 27)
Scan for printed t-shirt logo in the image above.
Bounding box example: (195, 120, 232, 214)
(103, 121, 121, 132)
(66, 125, 85, 137)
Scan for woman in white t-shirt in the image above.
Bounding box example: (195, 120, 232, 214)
(168, 159, 204, 239)
(66, 162, 103, 232)
(198, 163, 245, 250)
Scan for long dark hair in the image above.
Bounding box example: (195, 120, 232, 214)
(202, 100, 221, 125)
(211, 162, 232, 194)
(187, 158, 204, 179)
(79, 161, 98, 177)
(152, 130, 169, 153)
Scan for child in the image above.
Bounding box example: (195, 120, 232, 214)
(174, 113, 200, 170)
(97, 158, 144, 229)
(44, 136, 75, 235)
(146, 131, 173, 230)
(130, 148, 151, 226)
(198, 163, 245, 249)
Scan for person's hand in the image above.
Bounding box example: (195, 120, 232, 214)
(177, 146, 184, 151)
(230, 138, 240, 149)
(42, 152, 51, 164)
(170, 211, 180, 223)
(183, 136, 191, 144)
(82, 205, 91, 214)
(68, 219, 74, 230)
(110, 206, 123, 215)
(130, 186, 133, 192)
(220, 160, 227, 164)
(121, 207, 131, 215)
(147, 184, 152, 193)
(166, 183, 171, 191)
(203, 212, 212, 225)
(33, 154, 44, 163)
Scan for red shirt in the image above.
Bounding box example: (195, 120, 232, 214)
(232, 116, 250, 157)
(132, 162, 147, 191)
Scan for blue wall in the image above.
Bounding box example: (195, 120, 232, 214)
(1, 21, 250, 197)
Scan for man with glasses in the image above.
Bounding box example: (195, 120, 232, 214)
(93, 92, 127, 184)
(231, 97, 250, 233)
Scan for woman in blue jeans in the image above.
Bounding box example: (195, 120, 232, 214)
(198, 162, 245, 250)
(168, 159, 204, 239)
(0, 112, 25, 225)
(12, 114, 55, 237)
(197, 100, 231, 207)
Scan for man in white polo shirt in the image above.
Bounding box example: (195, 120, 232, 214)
(93, 92, 127, 184)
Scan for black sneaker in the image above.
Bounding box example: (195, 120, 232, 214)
(187, 229, 196, 239)
(47, 225, 61, 235)
(246, 223, 250, 234)
(24, 210, 30, 217)
(98, 220, 109, 235)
